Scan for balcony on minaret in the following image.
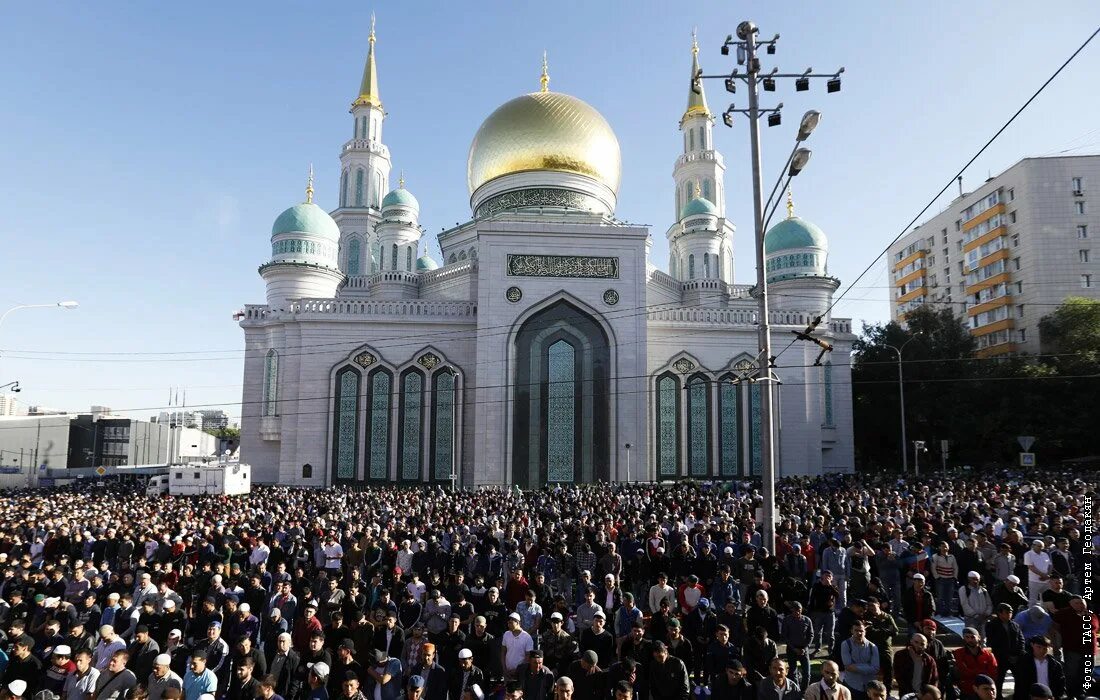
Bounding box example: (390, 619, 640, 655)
(342, 138, 390, 158)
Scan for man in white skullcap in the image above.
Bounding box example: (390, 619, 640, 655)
(147, 653, 183, 700)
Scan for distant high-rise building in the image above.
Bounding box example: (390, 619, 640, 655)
(198, 410, 230, 431)
(887, 155, 1100, 357)
(156, 410, 203, 430)
(0, 395, 26, 417)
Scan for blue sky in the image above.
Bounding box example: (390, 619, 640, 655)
(1, 2, 1098, 420)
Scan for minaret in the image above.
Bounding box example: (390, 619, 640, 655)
(667, 32, 735, 284)
(371, 175, 423, 300)
(333, 14, 392, 277)
(672, 30, 727, 219)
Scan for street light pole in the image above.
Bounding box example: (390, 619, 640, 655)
(884, 334, 921, 473)
(0, 301, 79, 382)
(737, 22, 781, 553)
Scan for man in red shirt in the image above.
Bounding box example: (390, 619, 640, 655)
(952, 627, 998, 700)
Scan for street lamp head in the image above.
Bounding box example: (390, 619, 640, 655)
(796, 110, 822, 141)
(736, 21, 758, 41)
(58, 301, 79, 309)
(789, 148, 812, 177)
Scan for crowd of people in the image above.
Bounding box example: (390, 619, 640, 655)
(0, 472, 1093, 700)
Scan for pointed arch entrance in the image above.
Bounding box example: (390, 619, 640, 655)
(512, 299, 610, 489)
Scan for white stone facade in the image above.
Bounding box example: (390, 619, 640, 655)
(238, 40, 855, 487)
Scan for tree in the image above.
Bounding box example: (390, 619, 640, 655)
(1039, 296, 1100, 368)
(851, 306, 977, 471)
(853, 300, 1100, 471)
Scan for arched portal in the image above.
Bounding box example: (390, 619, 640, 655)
(512, 299, 610, 488)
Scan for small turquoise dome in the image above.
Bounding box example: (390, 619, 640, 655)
(381, 186, 419, 211)
(764, 216, 828, 254)
(680, 196, 718, 219)
(415, 254, 439, 271)
(271, 202, 340, 241)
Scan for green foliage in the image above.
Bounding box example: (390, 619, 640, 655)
(207, 426, 241, 441)
(851, 302, 1099, 471)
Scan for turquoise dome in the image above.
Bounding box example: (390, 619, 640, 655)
(764, 216, 827, 254)
(381, 186, 419, 211)
(680, 196, 718, 219)
(415, 254, 439, 271)
(271, 202, 340, 241)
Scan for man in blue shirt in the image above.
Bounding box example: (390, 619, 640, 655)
(182, 650, 217, 700)
(363, 650, 402, 700)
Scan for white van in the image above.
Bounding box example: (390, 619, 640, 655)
(146, 475, 169, 497)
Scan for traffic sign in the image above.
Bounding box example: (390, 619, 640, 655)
(1017, 435, 1035, 452)
(95, 466, 107, 476)
(1019, 452, 1036, 467)
(940, 439, 949, 454)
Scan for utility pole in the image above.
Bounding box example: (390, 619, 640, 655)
(698, 21, 843, 550)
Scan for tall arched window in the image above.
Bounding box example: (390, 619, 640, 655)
(546, 340, 576, 483)
(391, 244, 398, 270)
(340, 171, 348, 207)
(655, 373, 680, 478)
(750, 383, 763, 475)
(347, 238, 361, 275)
(373, 173, 383, 208)
(687, 374, 711, 476)
(704, 253, 711, 278)
(365, 368, 392, 481)
(371, 243, 381, 273)
(685, 182, 693, 204)
(431, 370, 456, 482)
(704, 178, 713, 202)
(262, 350, 278, 417)
(513, 300, 609, 488)
(823, 362, 834, 426)
(355, 169, 364, 207)
(398, 370, 424, 482)
(689, 129, 695, 151)
(406, 247, 413, 271)
(700, 128, 707, 150)
(688, 254, 696, 279)
(670, 256, 678, 278)
(718, 374, 741, 477)
(459, 251, 468, 261)
(331, 366, 361, 482)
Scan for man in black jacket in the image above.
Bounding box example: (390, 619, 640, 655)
(446, 649, 484, 700)
(984, 603, 1025, 698)
(514, 649, 555, 700)
(646, 642, 689, 700)
(901, 575, 936, 637)
(565, 651, 606, 700)
(264, 632, 300, 700)
(1013, 636, 1066, 700)
(712, 660, 756, 700)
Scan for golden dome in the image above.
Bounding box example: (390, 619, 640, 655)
(467, 91, 622, 195)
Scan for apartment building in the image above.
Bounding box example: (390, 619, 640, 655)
(888, 155, 1099, 357)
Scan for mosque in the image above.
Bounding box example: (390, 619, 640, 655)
(237, 24, 855, 487)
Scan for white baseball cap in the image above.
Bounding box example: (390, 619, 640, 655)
(8, 681, 27, 697)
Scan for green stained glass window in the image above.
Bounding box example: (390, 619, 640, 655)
(546, 340, 575, 482)
(334, 368, 360, 480)
(688, 377, 709, 476)
(262, 350, 278, 417)
(432, 372, 455, 482)
(657, 375, 679, 477)
(719, 380, 740, 476)
(750, 383, 762, 476)
(355, 169, 364, 207)
(340, 171, 348, 207)
(824, 362, 834, 426)
(368, 371, 390, 480)
(400, 372, 423, 481)
(348, 239, 361, 275)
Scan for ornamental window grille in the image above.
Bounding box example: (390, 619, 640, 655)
(399, 371, 424, 481)
(687, 375, 710, 476)
(546, 340, 576, 482)
(332, 367, 360, 481)
(366, 369, 392, 480)
(355, 169, 364, 207)
(431, 371, 456, 482)
(656, 373, 680, 477)
(262, 350, 279, 416)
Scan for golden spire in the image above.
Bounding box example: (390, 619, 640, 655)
(693, 181, 702, 198)
(306, 164, 315, 204)
(352, 13, 382, 109)
(786, 186, 795, 219)
(398, 170, 405, 188)
(539, 51, 550, 92)
(683, 29, 711, 122)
